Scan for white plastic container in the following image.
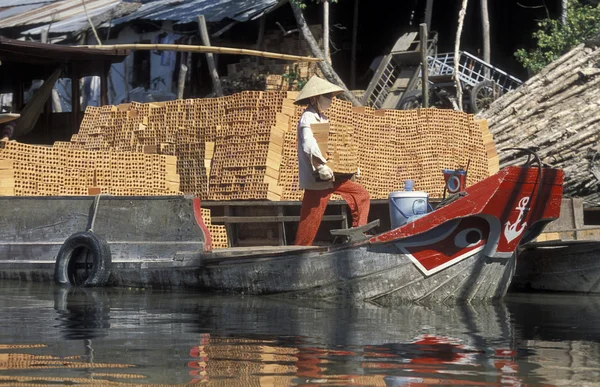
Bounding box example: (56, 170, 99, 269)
(389, 191, 429, 229)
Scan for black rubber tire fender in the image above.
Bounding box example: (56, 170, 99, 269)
(54, 231, 112, 287)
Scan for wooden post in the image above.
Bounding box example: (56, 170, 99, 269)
(124, 55, 130, 102)
(257, 14, 266, 51)
(350, 0, 359, 89)
(454, 0, 469, 111)
(71, 64, 80, 134)
(177, 53, 188, 100)
(480, 0, 490, 64)
(420, 23, 429, 108)
(289, 1, 362, 106)
(100, 63, 109, 106)
(197, 15, 223, 97)
(424, 0, 434, 32)
(323, 0, 330, 64)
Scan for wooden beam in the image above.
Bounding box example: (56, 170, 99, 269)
(211, 215, 346, 224)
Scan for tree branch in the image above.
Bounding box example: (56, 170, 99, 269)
(290, 1, 362, 106)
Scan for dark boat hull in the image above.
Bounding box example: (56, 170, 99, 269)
(513, 241, 600, 294)
(200, 244, 516, 305)
(0, 166, 564, 303)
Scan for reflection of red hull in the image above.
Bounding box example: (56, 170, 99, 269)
(200, 166, 564, 304)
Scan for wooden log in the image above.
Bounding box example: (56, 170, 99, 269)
(198, 15, 224, 97)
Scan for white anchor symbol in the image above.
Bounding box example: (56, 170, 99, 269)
(504, 196, 530, 243)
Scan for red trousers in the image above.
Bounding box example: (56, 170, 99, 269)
(295, 180, 370, 246)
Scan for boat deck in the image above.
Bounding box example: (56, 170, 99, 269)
(203, 245, 324, 265)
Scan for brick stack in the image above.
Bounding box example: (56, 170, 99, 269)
(312, 122, 359, 174)
(201, 208, 228, 249)
(0, 158, 14, 196)
(0, 141, 179, 196)
(208, 91, 289, 201)
(278, 100, 490, 200)
(73, 98, 225, 198)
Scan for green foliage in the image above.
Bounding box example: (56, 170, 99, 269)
(282, 64, 309, 90)
(515, 0, 600, 74)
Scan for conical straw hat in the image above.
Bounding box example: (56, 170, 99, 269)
(294, 75, 343, 105)
(0, 113, 19, 125)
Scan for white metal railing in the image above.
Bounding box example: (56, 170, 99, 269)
(427, 51, 523, 93)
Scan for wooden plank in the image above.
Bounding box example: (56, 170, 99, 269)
(211, 215, 346, 224)
(391, 32, 419, 53)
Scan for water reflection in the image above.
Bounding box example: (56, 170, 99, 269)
(0, 282, 598, 386)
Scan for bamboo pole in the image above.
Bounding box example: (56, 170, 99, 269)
(79, 43, 322, 62)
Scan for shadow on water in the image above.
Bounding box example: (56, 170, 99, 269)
(0, 282, 599, 385)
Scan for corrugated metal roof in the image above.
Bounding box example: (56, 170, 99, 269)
(0, 0, 120, 29)
(21, 1, 123, 34)
(0, 4, 51, 20)
(0, 0, 283, 36)
(107, 0, 280, 25)
(0, 0, 54, 6)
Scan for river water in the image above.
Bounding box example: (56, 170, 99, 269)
(0, 282, 599, 386)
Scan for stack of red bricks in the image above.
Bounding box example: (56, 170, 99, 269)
(208, 91, 292, 201)
(277, 100, 491, 200)
(0, 140, 179, 196)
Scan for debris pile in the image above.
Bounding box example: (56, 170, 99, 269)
(481, 41, 600, 203)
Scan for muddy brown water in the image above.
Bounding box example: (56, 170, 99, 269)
(0, 282, 599, 386)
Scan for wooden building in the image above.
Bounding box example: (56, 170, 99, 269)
(0, 36, 128, 144)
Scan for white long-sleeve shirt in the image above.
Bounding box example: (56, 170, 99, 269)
(297, 106, 333, 190)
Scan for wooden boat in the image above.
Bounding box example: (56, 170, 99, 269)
(512, 240, 600, 294)
(0, 165, 563, 304)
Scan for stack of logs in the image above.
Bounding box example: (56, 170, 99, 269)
(481, 42, 600, 203)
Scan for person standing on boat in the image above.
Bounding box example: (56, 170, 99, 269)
(294, 76, 370, 246)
